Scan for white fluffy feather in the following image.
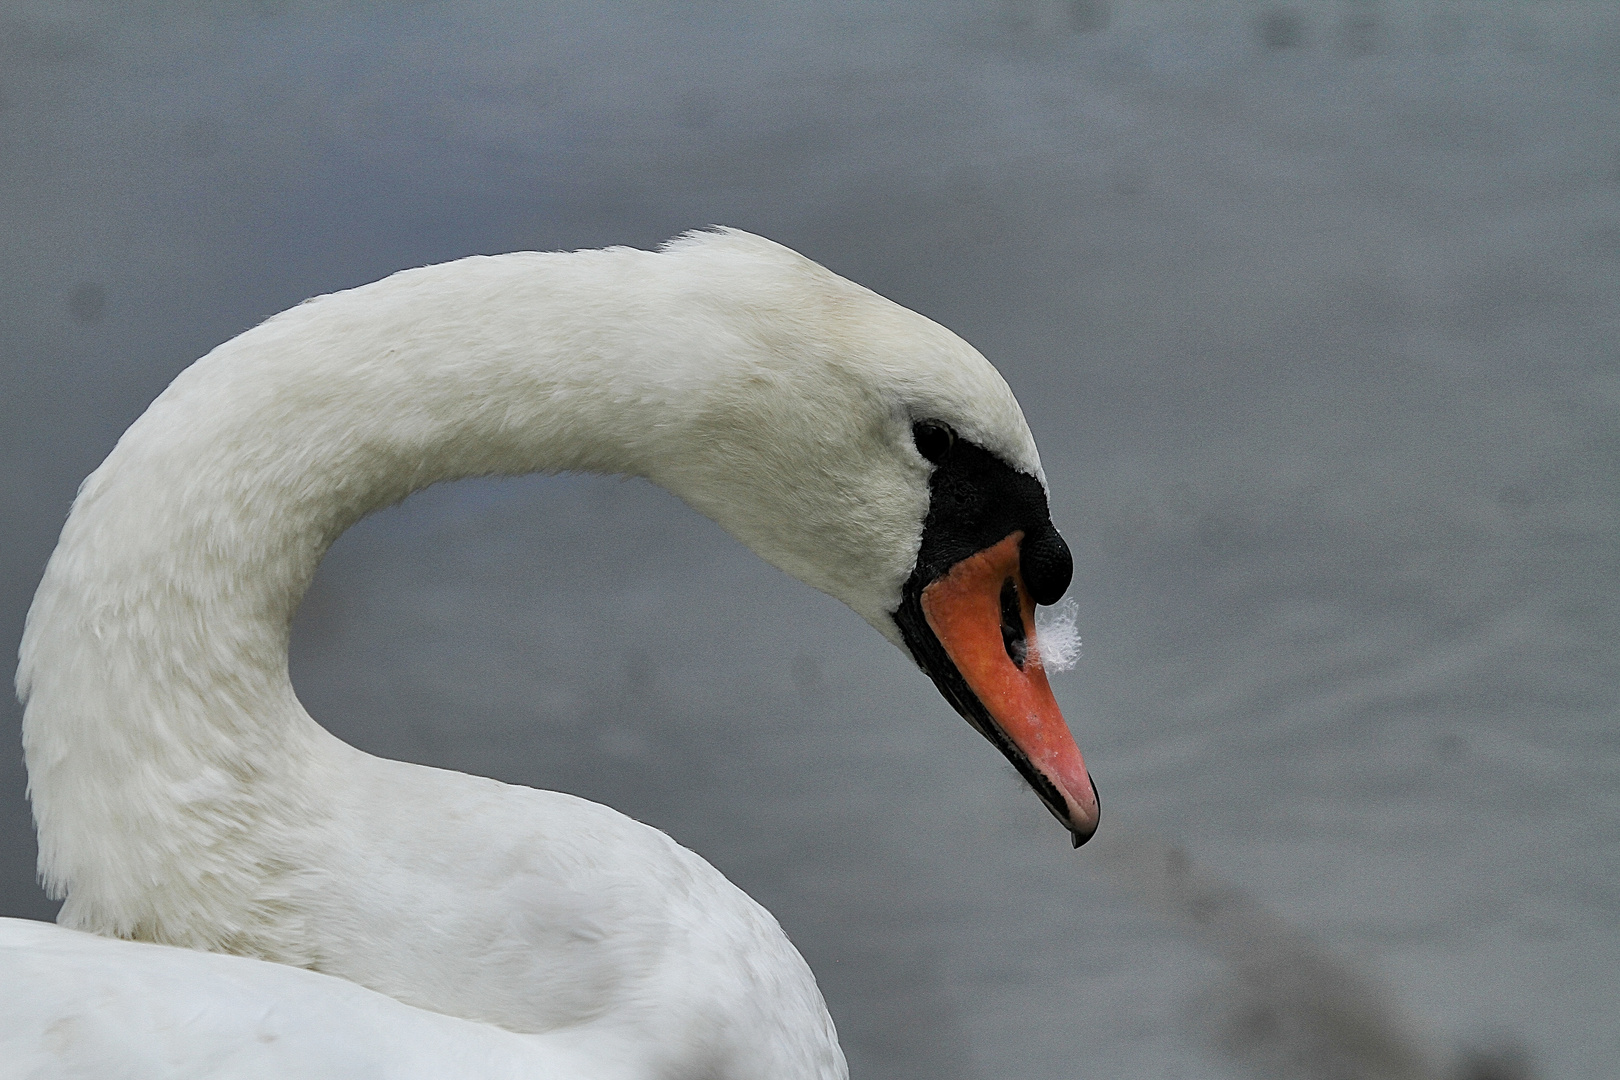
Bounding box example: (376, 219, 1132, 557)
(1034, 598, 1082, 673)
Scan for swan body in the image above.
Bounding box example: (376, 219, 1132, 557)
(11, 229, 1096, 1078)
(0, 917, 603, 1078)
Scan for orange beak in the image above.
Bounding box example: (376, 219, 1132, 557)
(918, 532, 1099, 845)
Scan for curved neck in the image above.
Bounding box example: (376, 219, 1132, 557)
(18, 247, 755, 942)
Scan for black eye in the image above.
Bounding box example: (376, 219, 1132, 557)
(912, 420, 956, 464)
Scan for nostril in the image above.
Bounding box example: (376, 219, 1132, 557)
(999, 577, 1026, 668)
(1021, 528, 1072, 606)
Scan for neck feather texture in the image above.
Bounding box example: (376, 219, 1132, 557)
(19, 240, 841, 949)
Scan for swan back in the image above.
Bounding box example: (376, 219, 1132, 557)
(0, 917, 599, 1080)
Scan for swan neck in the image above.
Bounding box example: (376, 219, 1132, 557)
(17, 249, 694, 944)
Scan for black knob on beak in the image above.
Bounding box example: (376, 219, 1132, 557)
(1020, 526, 1072, 606)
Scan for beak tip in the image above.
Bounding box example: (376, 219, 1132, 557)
(1069, 776, 1100, 849)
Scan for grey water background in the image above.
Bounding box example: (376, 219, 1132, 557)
(2, 1, 1616, 1077)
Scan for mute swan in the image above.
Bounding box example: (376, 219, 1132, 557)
(6, 229, 1097, 1078)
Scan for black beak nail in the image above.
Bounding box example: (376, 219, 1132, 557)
(1069, 777, 1100, 849)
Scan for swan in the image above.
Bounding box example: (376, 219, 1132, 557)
(5, 228, 1098, 1078)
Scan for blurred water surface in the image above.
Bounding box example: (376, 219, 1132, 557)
(2, 3, 1616, 1078)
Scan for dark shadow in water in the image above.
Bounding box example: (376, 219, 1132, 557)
(1090, 830, 1537, 1080)
(1256, 9, 1308, 51)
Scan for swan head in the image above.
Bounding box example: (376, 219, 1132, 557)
(644, 230, 1100, 845)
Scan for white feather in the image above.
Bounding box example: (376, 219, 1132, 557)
(1034, 598, 1082, 673)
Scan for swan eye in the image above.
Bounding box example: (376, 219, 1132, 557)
(912, 420, 956, 465)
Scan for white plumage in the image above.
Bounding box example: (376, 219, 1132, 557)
(7, 229, 1055, 1078)
(2, 918, 595, 1079)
